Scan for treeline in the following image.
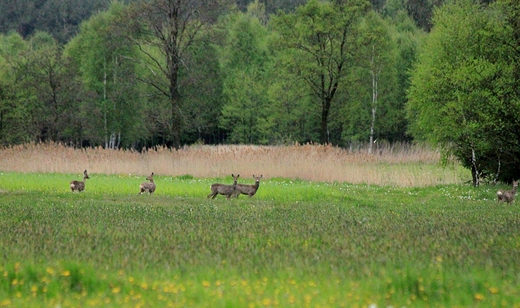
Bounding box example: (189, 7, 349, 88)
(0, 0, 427, 150)
(3, 0, 520, 186)
(0, 0, 442, 42)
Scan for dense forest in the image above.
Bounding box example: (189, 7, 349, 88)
(1, 0, 519, 183)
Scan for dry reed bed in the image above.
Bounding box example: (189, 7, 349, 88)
(0, 143, 467, 186)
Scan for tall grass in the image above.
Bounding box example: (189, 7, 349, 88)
(0, 142, 468, 186)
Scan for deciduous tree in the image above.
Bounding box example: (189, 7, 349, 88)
(407, 0, 520, 185)
(65, 2, 142, 149)
(272, 0, 369, 144)
(125, 0, 232, 149)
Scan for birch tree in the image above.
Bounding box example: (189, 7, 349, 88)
(359, 12, 396, 154)
(66, 2, 142, 149)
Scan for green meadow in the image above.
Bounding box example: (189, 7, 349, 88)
(1, 172, 519, 307)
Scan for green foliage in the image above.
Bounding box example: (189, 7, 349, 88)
(407, 0, 520, 183)
(272, 0, 371, 144)
(265, 74, 321, 143)
(179, 37, 225, 144)
(340, 11, 400, 146)
(218, 8, 273, 144)
(386, 10, 426, 141)
(24, 32, 82, 143)
(0, 0, 428, 149)
(0, 32, 32, 145)
(0, 0, 113, 43)
(0, 31, 85, 145)
(65, 2, 143, 148)
(1, 172, 520, 306)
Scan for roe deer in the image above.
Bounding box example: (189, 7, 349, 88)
(235, 175, 263, 198)
(139, 172, 156, 195)
(497, 180, 518, 203)
(207, 174, 239, 199)
(70, 170, 89, 192)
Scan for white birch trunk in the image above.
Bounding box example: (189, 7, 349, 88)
(368, 45, 381, 155)
(103, 56, 108, 149)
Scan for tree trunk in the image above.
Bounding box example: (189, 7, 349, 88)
(471, 147, 479, 187)
(168, 4, 181, 150)
(369, 45, 380, 155)
(103, 57, 108, 149)
(169, 66, 181, 149)
(320, 98, 331, 144)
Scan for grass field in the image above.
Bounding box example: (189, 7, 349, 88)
(1, 144, 519, 307)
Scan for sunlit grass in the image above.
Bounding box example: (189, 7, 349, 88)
(1, 172, 520, 306)
(1, 261, 519, 307)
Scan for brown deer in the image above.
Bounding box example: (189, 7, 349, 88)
(497, 180, 518, 203)
(207, 174, 239, 199)
(70, 170, 89, 192)
(235, 175, 263, 198)
(139, 172, 156, 195)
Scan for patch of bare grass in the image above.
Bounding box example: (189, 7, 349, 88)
(0, 143, 468, 186)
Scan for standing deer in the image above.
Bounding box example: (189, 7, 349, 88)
(139, 172, 156, 195)
(70, 170, 89, 192)
(235, 175, 263, 198)
(207, 174, 239, 199)
(497, 180, 518, 203)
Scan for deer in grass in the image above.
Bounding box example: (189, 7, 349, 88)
(235, 175, 263, 198)
(207, 174, 239, 199)
(70, 170, 89, 192)
(139, 172, 156, 195)
(497, 180, 518, 203)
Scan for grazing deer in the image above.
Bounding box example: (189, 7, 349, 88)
(235, 175, 263, 198)
(70, 170, 89, 192)
(139, 172, 156, 195)
(207, 174, 239, 199)
(497, 180, 518, 203)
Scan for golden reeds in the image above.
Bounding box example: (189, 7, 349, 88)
(0, 143, 468, 186)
